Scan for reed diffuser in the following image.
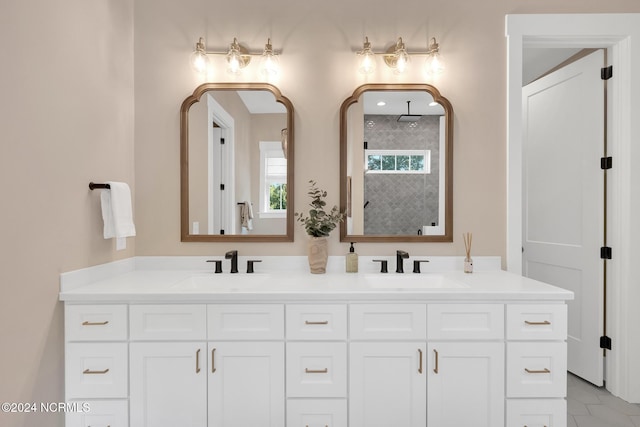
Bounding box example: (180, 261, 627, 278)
(463, 232, 473, 273)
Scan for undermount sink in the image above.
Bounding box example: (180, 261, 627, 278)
(171, 274, 274, 291)
(362, 274, 468, 289)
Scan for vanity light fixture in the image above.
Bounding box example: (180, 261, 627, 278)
(190, 37, 280, 76)
(356, 36, 445, 76)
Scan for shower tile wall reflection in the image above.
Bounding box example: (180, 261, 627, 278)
(363, 115, 440, 235)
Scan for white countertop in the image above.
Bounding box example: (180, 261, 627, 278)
(59, 256, 574, 303)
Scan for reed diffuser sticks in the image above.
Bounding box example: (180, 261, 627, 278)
(463, 232, 473, 273)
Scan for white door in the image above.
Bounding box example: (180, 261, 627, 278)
(208, 341, 285, 427)
(130, 342, 208, 427)
(522, 49, 605, 386)
(349, 342, 426, 427)
(427, 342, 504, 427)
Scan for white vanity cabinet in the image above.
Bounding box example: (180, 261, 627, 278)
(61, 267, 571, 427)
(64, 304, 129, 427)
(349, 304, 427, 427)
(426, 304, 505, 427)
(506, 304, 568, 426)
(285, 304, 348, 427)
(207, 303, 285, 427)
(129, 304, 208, 427)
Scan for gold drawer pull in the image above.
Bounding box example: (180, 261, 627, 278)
(305, 320, 329, 325)
(305, 368, 328, 374)
(82, 320, 109, 326)
(524, 320, 551, 326)
(525, 368, 551, 374)
(433, 349, 439, 374)
(196, 349, 201, 373)
(305, 425, 328, 427)
(418, 349, 423, 374)
(83, 368, 109, 375)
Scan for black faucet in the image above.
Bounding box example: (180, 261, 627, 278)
(396, 250, 409, 273)
(225, 250, 238, 273)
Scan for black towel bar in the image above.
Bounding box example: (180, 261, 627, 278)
(89, 182, 110, 190)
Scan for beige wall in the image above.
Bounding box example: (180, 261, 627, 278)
(134, 0, 640, 259)
(0, 1, 134, 426)
(2, 0, 640, 426)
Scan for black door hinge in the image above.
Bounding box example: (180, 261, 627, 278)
(600, 247, 612, 259)
(364, 141, 368, 150)
(601, 157, 613, 170)
(220, 138, 225, 145)
(600, 336, 612, 350)
(601, 66, 613, 80)
(220, 184, 225, 191)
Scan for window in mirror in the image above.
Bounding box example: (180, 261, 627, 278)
(260, 140, 287, 217)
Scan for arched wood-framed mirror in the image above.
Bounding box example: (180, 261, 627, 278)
(339, 83, 453, 242)
(180, 83, 294, 242)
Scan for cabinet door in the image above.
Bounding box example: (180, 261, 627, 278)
(208, 341, 285, 427)
(427, 342, 504, 427)
(130, 342, 207, 427)
(349, 342, 426, 427)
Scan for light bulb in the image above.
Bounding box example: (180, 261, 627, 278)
(226, 38, 244, 74)
(357, 37, 376, 75)
(190, 37, 209, 73)
(260, 39, 279, 77)
(424, 38, 445, 76)
(393, 38, 410, 74)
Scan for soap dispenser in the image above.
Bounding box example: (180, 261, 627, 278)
(346, 242, 359, 273)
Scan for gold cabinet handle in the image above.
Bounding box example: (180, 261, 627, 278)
(305, 368, 328, 374)
(211, 348, 216, 373)
(83, 368, 109, 375)
(196, 349, 201, 373)
(525, 368, 551, 374)
(305, 425, 328, 427)
(433, 349, 439, 374)
(82, 320, 109, 326)
(305, 320, 329, 325)
(418, 349, 423, 374)
(524, 320, 551, 325)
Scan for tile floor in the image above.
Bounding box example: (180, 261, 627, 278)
(568, 373, 640, 427)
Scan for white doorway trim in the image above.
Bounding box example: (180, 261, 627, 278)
(506, 13, 640, 403)
(206, 94, 236, 235)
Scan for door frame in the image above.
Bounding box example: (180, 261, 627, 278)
(207, 95, 235, 235)
(506, 13, 640, 402)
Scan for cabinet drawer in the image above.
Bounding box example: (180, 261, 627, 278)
(65, 400, 128, 427)
(65, 305, 127, 341)
(65, 343, 128, 399)
(286, 342, 347, 397)
(130, 304, 206, 340)
(350, 304, 426, 340)
(506, 399, 566, 427)
(507, 342, 567, 397)
(506, 304, 567, 341)
(287, 399, 347, 427)
(427, 304, 504, 340)
(208, 304, 284, 340)
(286, 305, 347, 340)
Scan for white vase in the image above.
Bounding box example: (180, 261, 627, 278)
(307, 236, 329, 274)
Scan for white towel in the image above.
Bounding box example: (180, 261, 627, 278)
(240, 201, 254, 230)
(101, 182, 136, 249)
